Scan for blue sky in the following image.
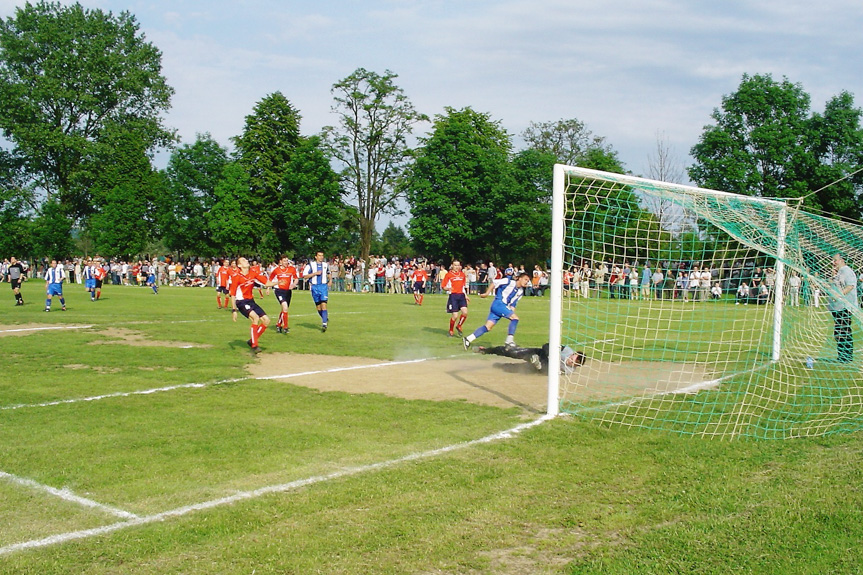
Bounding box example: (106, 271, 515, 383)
(2, 1, 862, 186)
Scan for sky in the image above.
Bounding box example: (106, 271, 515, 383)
(2, 0, 862, 224)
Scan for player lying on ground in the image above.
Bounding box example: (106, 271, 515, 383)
(477, 343, 585, 374)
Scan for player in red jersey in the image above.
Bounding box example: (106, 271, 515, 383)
(268, 255, 299, 334)
(93, 261, 108, 300)
(412, 263, 428, 305)
(229, 257, 277, 353)
(443, 260, 470, 337)
(216, 259, 233, 309)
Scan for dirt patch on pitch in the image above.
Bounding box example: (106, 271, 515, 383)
(247, 353, 552, 414)
(87, 327, 211, 349)
(246, 353, 716, 413)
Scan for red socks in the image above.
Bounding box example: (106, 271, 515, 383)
(250, 324, 267, 346)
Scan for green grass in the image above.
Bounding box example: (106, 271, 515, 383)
(2, 283, 863, 573)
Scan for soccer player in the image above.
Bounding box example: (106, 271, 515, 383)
(216, 259, 232, 309)
(83, 259, 97, 301)
(462, 272, 531, 350)
(44, 259, 66, 311)
(93, 260, 107, 300)
(477, 343, 585, 374)
(412, 262, 428, 305)
(302, 251, 330, 332)
(145, 262, 159, 294)
(443, 260, 469, 337)
(6, 256, 26, 306)
(268, 255, 299, 334)
(230, 256, 277, 352)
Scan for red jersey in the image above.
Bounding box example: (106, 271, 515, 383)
(443, 270, 466, 294)
(94, 266, 107, 281)
(268, 265, 298, 290)
(229, 269, 267, 300)
(217, 266, 232, 287)
(412, 268, 428, 283)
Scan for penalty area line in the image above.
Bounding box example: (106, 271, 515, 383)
(0, 415, 553, 556)
(1, 357, 443, 411)
(0, 470, 139, 520)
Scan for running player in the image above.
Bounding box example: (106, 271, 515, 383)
(83, 259, 97, 301)
(412, 262, 428, 305)
(302, 251, 330, 332)
(443, 260, 469, 337)
(462, 272, 531, 350)
(230, 257, 277, 352)
(6, 256, 26, 306)
(268, 255, 299, 334)
(44, 259, 66, 311)
(93, 260, 107, 300)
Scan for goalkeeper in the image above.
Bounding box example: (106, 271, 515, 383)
(477, 343, 585, 375)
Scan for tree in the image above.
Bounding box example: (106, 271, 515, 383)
(232, 92, 302, 254)
(690, 74, 863, 220)
(275, 135, 345, 258)
(0, 1, 174, 219)
(209, 161, 257, 257)
(87, 127, 160, 257)
(322, 68, 427, 263)
(30, 198, 74, 258)
(689, 74, 811, 199)
(404, 107, 518, 263)
(522, 118, 624, 171)
(160, 134, 228, 256)
(377, 222, 412, 257)
(645, 131, 687, 231)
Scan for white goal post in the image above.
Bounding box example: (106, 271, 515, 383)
(547, 164, 789, 422)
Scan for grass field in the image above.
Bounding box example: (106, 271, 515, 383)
(2, 282, 863, 573)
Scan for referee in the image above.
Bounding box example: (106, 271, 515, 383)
(6, 256, 26, 306)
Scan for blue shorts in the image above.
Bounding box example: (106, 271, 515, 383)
(310, 284, 328, 305)
(413, 282, 425, 294)
(447, 293, 468, 313)
(274, 288, 293, 306)
(46, 283, 63, 297)
(216, 286, 229, 294)
(486, 300, 515, 323)
(236, 299, 266, 319)
(85, 279, 96, 290)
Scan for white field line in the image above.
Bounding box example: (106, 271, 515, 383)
(0, 357, 442, 411)
(0, 325, 93, 334)
(0, 471, 139, 520)
(0, 415, 553, 556)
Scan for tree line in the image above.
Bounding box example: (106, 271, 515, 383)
(2, 2, 862, 266)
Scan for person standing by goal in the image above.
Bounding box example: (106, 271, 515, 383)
(443, 259, 469, 337)
(829, 253, 858, 363)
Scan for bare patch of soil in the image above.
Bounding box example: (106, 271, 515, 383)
(247, 353, 714, 413)
(87, 327, 211, 349)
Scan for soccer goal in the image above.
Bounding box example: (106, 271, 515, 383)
(548, 164, 863, 438)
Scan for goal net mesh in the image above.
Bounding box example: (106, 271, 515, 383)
(556, 165, 863, 438)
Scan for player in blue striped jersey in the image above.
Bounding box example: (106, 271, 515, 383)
(462, 272, 531, 350)
(44, 260, 67, 311)
(302, 251, 330, 332)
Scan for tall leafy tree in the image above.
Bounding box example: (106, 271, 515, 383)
(30, 198, 74, 258)
(522, 118, 624, 171)
(0, 1, 174, 219)
(160, 134, 228, 256)
(209, 161, 257, 257)
(276, 135, 345, 257)
(87, 127, 160, 257)
(322, 68, 427, 262)
(232, 92, 301, 226)
(0, 147, 34, 256)
(404, 107, 517, 263)
(690, 73, 863, 220)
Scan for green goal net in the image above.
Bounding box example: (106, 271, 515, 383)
(549, 165, 863, 439)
